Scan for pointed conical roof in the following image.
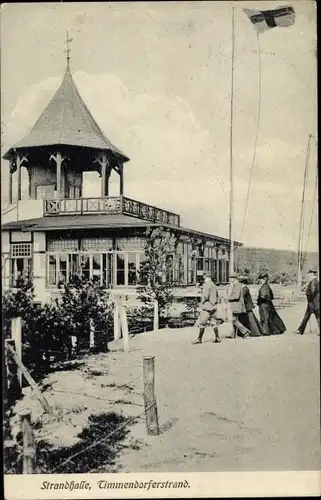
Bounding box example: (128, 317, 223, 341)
(4, 66, 129, 161)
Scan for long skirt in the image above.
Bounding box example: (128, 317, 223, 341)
(238, 311, 263, 337)
(259, 303, 286, 336)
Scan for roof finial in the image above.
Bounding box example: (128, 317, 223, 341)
(64, 31, 73, 68)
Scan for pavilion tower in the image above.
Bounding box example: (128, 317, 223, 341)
(4, 53, 129, 205)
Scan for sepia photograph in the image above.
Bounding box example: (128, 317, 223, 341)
(1, 1, 319, 498)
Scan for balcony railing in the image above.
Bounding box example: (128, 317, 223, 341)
(44, 196, 180, 227)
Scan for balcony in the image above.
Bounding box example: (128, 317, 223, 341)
(44, 196, 180, 227)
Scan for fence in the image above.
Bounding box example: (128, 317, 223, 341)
(4, 317, 160, 474)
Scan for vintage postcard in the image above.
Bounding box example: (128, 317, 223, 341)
(1, 1, 319, 498)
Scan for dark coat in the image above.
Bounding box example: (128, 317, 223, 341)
(257, 283, 286, 335)
(257, 283, 274, 306)
(242, 285, 254, 311)
(228, 281, 246, 315)
(305, 277, 319, 313)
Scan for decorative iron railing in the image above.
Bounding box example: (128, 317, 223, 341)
(44, 196, 180, 227)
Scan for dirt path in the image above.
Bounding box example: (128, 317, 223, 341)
(110, 302, 320, 472)
(10, 302, 319, 473)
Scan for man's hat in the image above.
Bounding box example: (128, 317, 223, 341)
(258, 272, 269, 279)
(239, 276, 248, 284)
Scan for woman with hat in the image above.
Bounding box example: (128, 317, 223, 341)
(257, 273, 286, 336)
(239, 277, 263, 337)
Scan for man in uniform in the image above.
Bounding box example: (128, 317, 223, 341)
(296, 269, 320, 335)
(192, 271, 221, 344)
(228, 272, 251, 338)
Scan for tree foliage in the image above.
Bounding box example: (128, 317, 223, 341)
(2, 275, 113, 374)
(137, 227, 175, 317)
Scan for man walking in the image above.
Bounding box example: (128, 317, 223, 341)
(228, 272, 251, 338)
(296, 269, 320, 335)
(192, 271, 221, 344)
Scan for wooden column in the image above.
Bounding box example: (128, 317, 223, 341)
(119, 164, 124, 195)
(15, 153, 28, 202)
(9, 168, 13, 204)
(49, 152, 65, 199)
(17, 154, 22, 201)
(105, 167, 111, 196)
(56, 152, 62, 199)
(94, 152, 109, 197)
(101, 157, 106, 197)
(28, 170, 32, 199)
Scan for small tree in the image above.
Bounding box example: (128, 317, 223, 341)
(137, 227, 175, 330)
(56, 275, 113, 351)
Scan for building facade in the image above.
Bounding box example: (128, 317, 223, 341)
(2, 62, 240, 302)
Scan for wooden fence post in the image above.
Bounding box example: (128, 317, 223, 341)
(113, 294, 121, 341)
(5, 339, 22, 403)
(143, 356, 159, 436)
(20, 410, 36, 474)
(5, 342, 52, 414)
(11, 317, 22, 387)
(89, 319, 95, 349)
(153, 299, 159, 331)
(120, 303, 129, 353)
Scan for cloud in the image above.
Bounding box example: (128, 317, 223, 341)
(1, 68, 317, 252)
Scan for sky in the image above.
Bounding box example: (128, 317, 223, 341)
(1, 1, 318, 251)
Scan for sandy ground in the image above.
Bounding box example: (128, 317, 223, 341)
(10, 301, 320, 473)
(113, 302, 320, 472)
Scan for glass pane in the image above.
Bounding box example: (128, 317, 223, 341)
(80, 254, 90, 281)
(48, 255, 57, 286)
(58, 255, 68, 283)
(92, 254, 102, 284)
(128, 253, 137, 286)
(69, 254, 79, 280)
(116, 254, 125, 285)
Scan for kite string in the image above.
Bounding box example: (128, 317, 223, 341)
(239, 32, 262, 241)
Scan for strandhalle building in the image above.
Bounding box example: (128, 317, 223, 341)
(2, 62, 239, 302)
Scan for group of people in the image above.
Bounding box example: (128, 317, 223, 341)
(192, 269, 320, 345)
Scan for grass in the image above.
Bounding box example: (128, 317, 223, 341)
(4, 411, 137, 474)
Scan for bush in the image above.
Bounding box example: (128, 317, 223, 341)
(2, 275, 114, 377)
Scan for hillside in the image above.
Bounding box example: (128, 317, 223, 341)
(235, 247, 319, 275)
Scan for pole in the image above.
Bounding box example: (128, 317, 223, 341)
(5, 342, 52, 414)
(229, 6, 236, 276)
(20, 410, 36, 474)
(143, 356, 159, 436)
(297, 134, 312, 285)
(11, 317, 22, 387)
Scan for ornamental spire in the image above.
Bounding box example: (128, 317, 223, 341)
(64, 31, 73, 68)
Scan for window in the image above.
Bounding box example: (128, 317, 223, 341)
(128, 253, 137, 285)
(47, 253, 80, 286)
(116, 237, 145, 251)
(36, 184, 55, 200)
(11, 243, 32, 258)
(10, 243, 32, 284)
(116, 253, 126, 285)
(47, 239, 78, 252)
(81, 238, 113, 252)
(68, 184, 81, 198)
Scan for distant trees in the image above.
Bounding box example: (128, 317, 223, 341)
(236, 263, 296, 285)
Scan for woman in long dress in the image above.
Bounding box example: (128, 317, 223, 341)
(239, 278, 263, 337)
(257, 273, 286, 335)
